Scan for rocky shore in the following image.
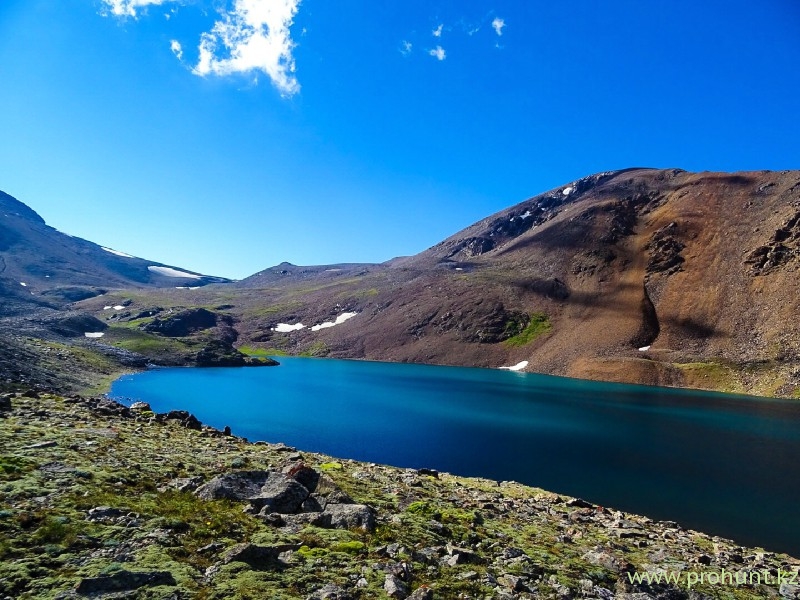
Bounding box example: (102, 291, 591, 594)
(1, 389, 798, 599)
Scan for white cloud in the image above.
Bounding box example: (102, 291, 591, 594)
(101, 0, 172, 18)
(429, 45, 446, 61)
(432, 24, 443, 37)
(170, 39, 183, 60)
(492, 17, 505, 36)
(400, 40, 412, 56)
(194, 0, 302, 96)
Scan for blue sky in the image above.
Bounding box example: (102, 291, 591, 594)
(1, 0, 799, 279)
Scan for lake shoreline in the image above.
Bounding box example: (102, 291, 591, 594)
(3, 388, 799, 599)
(109, 358, 800, 557)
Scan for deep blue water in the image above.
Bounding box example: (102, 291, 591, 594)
(110, 357, 800, 556)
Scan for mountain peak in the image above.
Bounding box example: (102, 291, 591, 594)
(0, 190, 45, 225)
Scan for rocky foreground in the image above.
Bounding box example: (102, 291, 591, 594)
(1, 390, 799, 599)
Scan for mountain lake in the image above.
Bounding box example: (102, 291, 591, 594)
(110, 357, 800, 556)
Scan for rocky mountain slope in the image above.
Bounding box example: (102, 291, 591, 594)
(0, 190, 229, 315)
(77, 168, 798, 397)
(2, 389, 798, 599)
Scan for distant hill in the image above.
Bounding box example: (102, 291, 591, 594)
(0, 190, 229, 315)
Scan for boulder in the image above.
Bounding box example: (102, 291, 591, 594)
(384, 574, 409, 599)
(407, 587, 434, 600)
(219, 542, 299, 568)
(75, 570, 175, 594)
(250, 474, 310, 514)
(156, 410, 202, 430)
(143, 307, 221, 337)
(307, 584, 353, 600)
(314, 503, 375, 532)
(195, 471, 273, 501)
(196, 467, 375, 530)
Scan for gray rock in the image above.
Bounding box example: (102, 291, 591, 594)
(613, 527, 648, 538)
(498, 574, 530, 593)
(780, 582, 800, 599)
(162, 476, 204, 493)
(130, 401, 151, 411)
(86, 506, 125, 522)
(219, 542, 299, 569)
(407, 587, 434, 600)
(315, 503, 375, 532)
(286, 463, 321, 491)
(198, 542, 224, 554)
(384, 573, 409, 599)
(442, 545, 483, 566)
(250, 473, 310, 514)
(306, 583, 353, 600)
(75, 570, 175, 594)
(25, 440, 57, 449)
(156, 410, 202, 430)
(195, 471, 273, 501)
(566, 497, 594, 509)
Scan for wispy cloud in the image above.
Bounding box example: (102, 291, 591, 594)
(193, 0, 302, 96)
(170, 39, 183, 60)
(492, 17, 505, 36)
(101, 0, 172, 18)
(429, 46, 446, 61)
(432, 24, 443, 38)
(400, 40, 413, 56)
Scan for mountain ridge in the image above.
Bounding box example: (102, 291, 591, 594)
(2, 168, 800, 398)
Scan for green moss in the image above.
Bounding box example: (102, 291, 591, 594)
(319, 461, 343, 472)
(32, 516, 79, 546)
(296, 545, 329, 559)
(674, 361, 739, 392)
(504, 312, 552, 347)
(405, 501, 435, 518)
(0, 456, 36, 479)
(330, 540, 366, 555)
(72, 489, 258, 551)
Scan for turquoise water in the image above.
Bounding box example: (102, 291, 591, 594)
(110, 357, 800, 556)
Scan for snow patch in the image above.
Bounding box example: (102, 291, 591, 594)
(520, 210, 532, 219)
(103, 306, 112, 310)
(113, 305, 126, 311)
(499, 360, 528, 371)
(102, 246, 135, 258)
(324, 269, 342, 272)
(84, 332, 105, 339)
(148, 266, 201, 279)
(19, 282, 27, 287)
(273, 323, 306, 332)
(638, 345, 651, 351)
(311, 312, 358, 332)
(562, 186, 574, 196)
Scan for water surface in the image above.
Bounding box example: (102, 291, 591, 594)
(110, 357, 800, 556)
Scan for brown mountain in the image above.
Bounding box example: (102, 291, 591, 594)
(209, 167, 798, 397)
